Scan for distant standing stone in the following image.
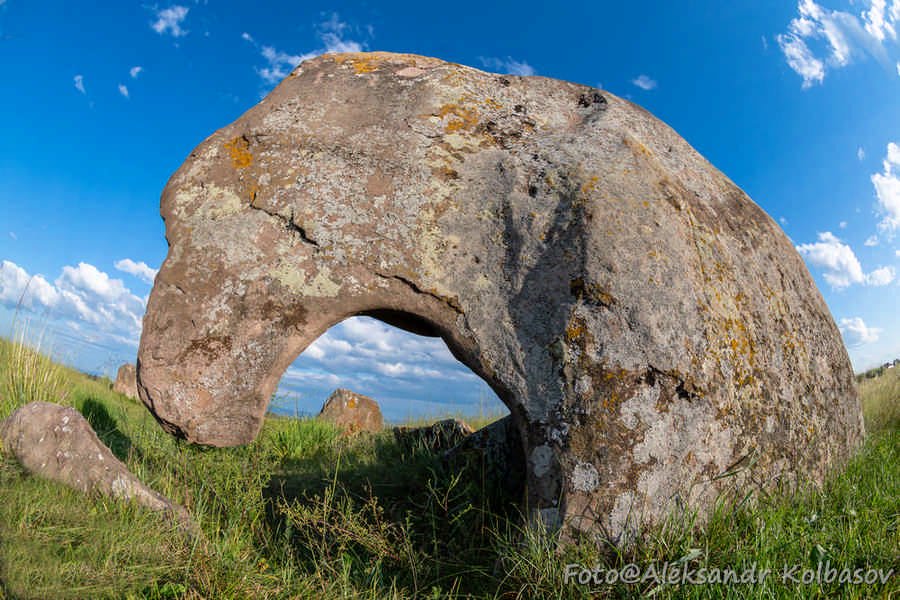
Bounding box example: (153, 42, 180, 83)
(317, 388, 383, 433)
(113, 363, 138, 399)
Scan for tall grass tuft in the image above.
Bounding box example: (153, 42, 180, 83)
(859, 364, 900, 433)
(0, 320, 70, 420)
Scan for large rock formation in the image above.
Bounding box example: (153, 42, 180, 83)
(317, 388, 383, 433)
(137, 52, 865, 544)
(113, 363, 138, 399)
(0, 402, 198, 536)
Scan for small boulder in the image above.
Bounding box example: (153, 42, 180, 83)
(394, 418, 475, 454)
(442, 415, 525, 502)
(317, 388, 382, 433)
(113, 363, 138, 399)
(0, 401, 199, 537)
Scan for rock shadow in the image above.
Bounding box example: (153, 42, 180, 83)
(79, 398, 142, 464)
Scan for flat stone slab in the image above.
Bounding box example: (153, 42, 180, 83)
(0, 401, 199, 537)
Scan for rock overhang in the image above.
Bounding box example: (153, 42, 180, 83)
(137, 51, 865, 545)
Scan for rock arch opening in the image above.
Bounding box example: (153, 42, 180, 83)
(272, 312, 511, 427)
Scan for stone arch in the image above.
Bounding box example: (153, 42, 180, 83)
(137, 52, 864, 545)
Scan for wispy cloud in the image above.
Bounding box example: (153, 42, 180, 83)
(243, 13, 367, 88)
(74, 74, 86, 94)
(858, 146, 866, 160)
(130, 66, 143, 79)
(114, 259, 158, 284)
(631, 74, 658, 90)
(151, 5, 189, 38)
(796, 231, 894, 288)
(478, 56, 536, 76)
(118, 84, 129, 99)
(839, 316, 882, 347)
(777, 0, 900, 88)
(871, 142, 900, 237)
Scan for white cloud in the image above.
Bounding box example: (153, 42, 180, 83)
(762, 35, 769, 50)
(151, 6, 189, 38)
(796, 231, 866, 288)
(244, 13, 367, 88)
(0, 261, 147, 342)
(778, 0, 900, 87)
(296, 316, 476, 383)
(118, 84, 129, 99)
(865, 235, 879, 246)
(0, 261, 60, 311)
(839, 317, 882, 347)
(872, 142, 900, 237)
(798, 232, 895, 288)
(74, 75, 85, 94)
(858, 146, 866, 160)
(631, 74, 658, 90)
(839, 220, 848, 228)
(9, 231, 16, 240)
(57, 263, 129, 304)
(780, 216, 789, 226)
(130, 66, 143, 79)
(866, 265, 896, 285)
(776, 31, 825, 87)
(864, 0, 897, 41)
(114, 259, 158, 284)
(257, 46, 304, 86)
(478, 56, 536, 77)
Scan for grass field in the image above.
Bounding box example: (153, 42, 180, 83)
(1, 330, 899, 599)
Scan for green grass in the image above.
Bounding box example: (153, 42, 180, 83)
(1, 333, 899, 599)
(859, 362, 900, 434)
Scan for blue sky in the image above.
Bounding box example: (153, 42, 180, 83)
(1, 0, 899, 421)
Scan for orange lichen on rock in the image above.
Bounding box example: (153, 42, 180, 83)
(331, 51, 445, 74)
(224, 136, 252, 169)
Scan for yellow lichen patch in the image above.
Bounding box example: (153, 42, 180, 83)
(565, 315, 586, 343)
(581, 176, 600, 194)
(224, 136, 253, 169)
(439, 99, 480, 133)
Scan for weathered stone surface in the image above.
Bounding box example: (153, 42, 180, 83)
(394, 418, 474, 454)
(0, 401, 198, 536)
(317, 388, 382, 433)
(113, 363, 138, 399)
(442, 415, 525, 504)
(443, 416, 524, 492)
(137, 52, 865, 545)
